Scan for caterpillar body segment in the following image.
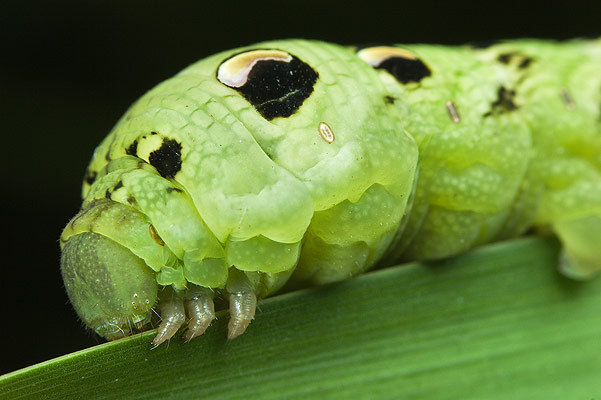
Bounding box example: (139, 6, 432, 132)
(60, 38, 601, 344)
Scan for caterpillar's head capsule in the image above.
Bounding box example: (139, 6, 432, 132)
(61, 231, 158, 339)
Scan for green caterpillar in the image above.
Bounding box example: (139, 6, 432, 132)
(60, 39, 601, 345)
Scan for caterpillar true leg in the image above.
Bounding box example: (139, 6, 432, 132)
(227, 291, 257, 340)
(182, 290, 216, 341)
(152, 288, 186, 346)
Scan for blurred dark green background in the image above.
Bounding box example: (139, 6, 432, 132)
(1, 0, 599, 374)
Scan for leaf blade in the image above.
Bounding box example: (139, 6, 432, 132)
(2, 236, 600, 399)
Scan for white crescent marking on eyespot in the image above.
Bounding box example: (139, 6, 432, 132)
(357, 46, 417, 67)
(217, 50, 293, 88)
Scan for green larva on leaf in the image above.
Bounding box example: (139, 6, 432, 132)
(60, 39, 601, 345)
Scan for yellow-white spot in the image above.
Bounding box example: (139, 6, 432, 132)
(318, 122, 335, 143)
(217, 49, 293, 88)
(357, 46, 417, 67)
(445, 100, 461, 123)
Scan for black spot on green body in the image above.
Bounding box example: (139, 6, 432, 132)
(223, 54, 318, 120)
(485, 86, 518, 116)
(497, 52, 534, 70)
(85, 169, 97, 185)
(376, 57, 431, 84)
(497, 52, 516, 64)
(148, 138, 183, 179)
(166, 187, 183, 194)
(126, 140, 138, 156)
(518, 57, 533, 69)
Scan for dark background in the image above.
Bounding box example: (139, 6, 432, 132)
(1, 0, 599, 374)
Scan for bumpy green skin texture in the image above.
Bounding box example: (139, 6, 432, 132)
(477, 40, 601, 277)
(380, 45, 533, 261)
(61, 39, 601, 336)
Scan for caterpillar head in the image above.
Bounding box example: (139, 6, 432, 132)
(61, 231, 157, 339)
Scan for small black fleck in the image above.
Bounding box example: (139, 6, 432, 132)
(497, 52, 533, 70)
(377, 57, 431, 84)
(166, 187, 183, 194)
(85, 169, 97, 185)
(127, 196, 137, 205)
(497, 53, 515, 64)
(518, 57, 533, 69)
(486, 86, 518, 116)
(148, 138, 183, 179)
(126, 140, 139, 156)
(114, 180, 123, 191)
(151, 131, 159, 135)
(384, 95, 396, 104)
(104, 189, 112, 199)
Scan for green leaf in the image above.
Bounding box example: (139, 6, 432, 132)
(2, 236, 600, 399)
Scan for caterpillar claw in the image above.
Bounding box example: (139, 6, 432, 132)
(227, 292, 257, 340)
(151, 294, 186, 346)
(182, 293, 216, 341)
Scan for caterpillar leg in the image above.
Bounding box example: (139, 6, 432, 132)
(182, 290, 216, 341)
(152, 289, 186, 346)
(535, 159, 601, 280)
(228, 292, 257, 340)
(555, 214, 601, 279)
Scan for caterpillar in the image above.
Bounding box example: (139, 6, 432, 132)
(60, 39, 601, 345)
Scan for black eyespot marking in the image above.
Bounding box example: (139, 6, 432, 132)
(151, 131, 158, 135)
(217, 49, 318, 120)
(485, 86, 518, 116)
(85, 169, 97, 186)
(148, 138, 183, 179)
(356, 46, 431, 84)
(378, 57, 431, 84)
(126, 140, 139, 156)
(384, 95, 396, 104)
(166, 187, 183, 194)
